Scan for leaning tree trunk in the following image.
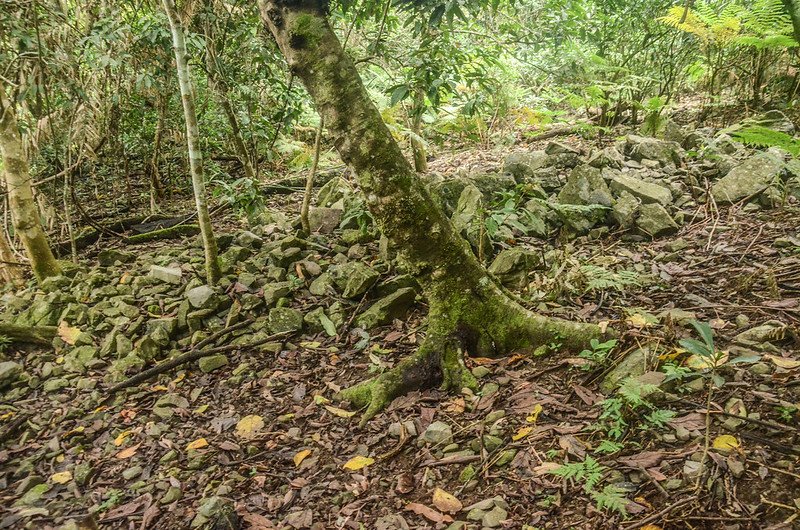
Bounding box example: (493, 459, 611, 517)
(258, 0, 604, 422)
(163, 0, 222, 285)
(0, 80, 61, 282)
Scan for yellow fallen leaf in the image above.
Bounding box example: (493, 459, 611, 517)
(512, 426, 533, 441)
(58, 321, 81, 345)
(627, 314, 649, 328)
(526, 403, 543, 424)
(342, 455, 375, 471)
(151, 385, 169, 392)
(641, 525, 664, 530)
(294, 449, 312, 467)
(324, 405, 356, 418)
(235, 415, 265, 439)
(194, 404, 209, 414)
(432, 487, 462, 514)
(114, 430, 132, 447)
(313, 395, 330, 405)
(115, 443, 141, 459)
(764, 354, 800, 370)
(712, 435, 740, 452)
(0, 411, 15, 421)
(187, 438, 209, 450)
(50, 471, 72, 484)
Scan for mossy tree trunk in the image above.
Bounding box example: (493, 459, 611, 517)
(163, 0, 222, 285)
(258, 0, 604, 422)
(0, 79, 62, 283)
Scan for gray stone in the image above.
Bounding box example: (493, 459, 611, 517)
(611, 191, 640, 229)
(601, 347, 656, 393)
(558, 165, 613, 207)
(711, 152, 784, 204)
(186, 285, 218, 310)
(625, 135, 682, 166)
(317, 176, 348, 207)
(263, 281, 294, 305)
(63, 346, 99, 374)
(309, 274, 334, 297)
(150, 265, 182, 284)
(488, 248, 543, 290)
(482, 506, 508, 528)
(330, 262, 379, 298)
(98, 249, 136, 267)
(588, 146, 624, 169)
(0, 361, 24, 389)
(235, 230, 263, 249)
(503, 151, 550, 181)
(545, 140, 581, 156)
(636, 203, 678, 238)
(422, 421, 453, 445)
(356, 287, 416, 329)
(609, 173, 673, 206)
(268, 307, 304, 334)
(309, 207, 343, 234)
(198, 354, 229, 373)
(452, 184, 493, 256)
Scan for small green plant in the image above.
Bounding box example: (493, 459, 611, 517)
(212, 176, 265, 225)
(578, 338, 618, 371)
(594, 439, 625, 455)
(580, 264, 643, 293)
(730, 125, 800, 156)
(776, 405, 798, 423)
(548, 456, 628, 515)
(340, 196, 375, 234)
(0, 335, 12, 354)
(596, 377, 674, 440)
(484, 187, 547, 241)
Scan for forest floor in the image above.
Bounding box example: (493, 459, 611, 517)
(1, 117, 800, 530)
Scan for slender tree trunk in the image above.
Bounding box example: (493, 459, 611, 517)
(784, 0, 800, 45)
(0, 228, 23, 287)
(410, 89, 428, 173)
(301, 118, 323, 234)
(150, 92, 167, 213)
(258, 1, 603, 422)
(204, 27, 258, 181)
(0, 80, 61, 282)
(163, 0, 221, 285)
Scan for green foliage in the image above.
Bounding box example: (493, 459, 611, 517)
(730, 125, 800, 156)
(578, 338, 618, 371)
(484, 187, 547, 241)
(0, 335, 11, 353)
(211, 176, 265, 225)
(579, 264, 642, 293)
(590, 485, 629, 515)
(596, 376, 672, 440)
(549, 456, 628, 515)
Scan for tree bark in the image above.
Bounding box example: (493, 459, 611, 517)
(0, 80, 62, 283)
(410, 88, 428, 173)
(0, 229, 24, 287)
(149, 92, 167, 213)
(163, 0, 222, 285)
(258, 0, 604, 421)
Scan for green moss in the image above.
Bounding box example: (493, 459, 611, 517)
(290, 13, 323, 49)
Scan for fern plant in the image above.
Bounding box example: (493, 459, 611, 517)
(730, 125, 800, 156)
(548, 456, 628, 516)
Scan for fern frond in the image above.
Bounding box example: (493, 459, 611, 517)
(730, 125, 800, 156)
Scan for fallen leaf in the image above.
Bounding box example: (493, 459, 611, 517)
(641, 525, 664, 530)
(323, 405, 356, 418)
(432, 488, 462, 514)
(712, 435, 740, 452)
(627, 314, 649, 328)
(50, 471, 72, 484)
(114, 430, 132, 447)
(512, 426, 533, 441)
(294, 449, 312, 467)
(235, 415, 265, 439)
(405, 502, 453, 524)
(58, 321, 81, 345)
(342, 455, 375, 471)
(187, 438, 209, 450)
(685, 351, 728, 370)
(115, 443, 141, 459)
(526, 403, 543, 423)
(764, 354, 800, 370)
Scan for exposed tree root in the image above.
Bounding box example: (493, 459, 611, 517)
(340, 293, 607, 424)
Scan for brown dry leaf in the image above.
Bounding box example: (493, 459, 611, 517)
(533, 462, 561, 475)
(115, 442, 141, 459)
(293, 449, 312, 467)
(323, 405, 356, 418)
(764, 354, 800, 370)
(186, 438, 209, 451)
(235, 415, 265, 439)
(432, 488, 462, 514)
(396, 473, 414, 494)
(58, 321, 81, 345)
(405, 502, 453, 524)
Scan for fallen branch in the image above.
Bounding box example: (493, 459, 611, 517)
(124, 224, 200, 244)
(0, 323, 57, 346)
(108, 329, 292, 394)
